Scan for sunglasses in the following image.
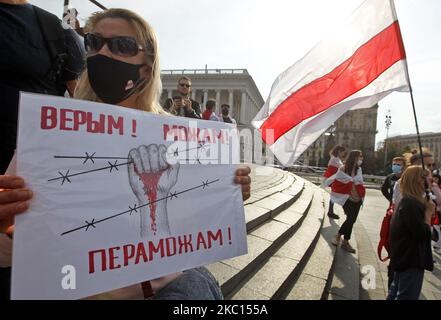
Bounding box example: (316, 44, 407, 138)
(179, 83, 191, 88)
(84, 33, 146, 57)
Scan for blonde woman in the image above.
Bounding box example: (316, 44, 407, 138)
(0, 8, 251, 300)
(387, 166, 435, 300)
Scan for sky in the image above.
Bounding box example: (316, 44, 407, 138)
(31, 0, 441, 149)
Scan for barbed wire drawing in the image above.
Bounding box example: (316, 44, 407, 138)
(60, 178, 220, 236)
(52, 142, 221, 238)
(48, 140, 217, 185)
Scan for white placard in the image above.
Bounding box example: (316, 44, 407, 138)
(11, 92, 247, 299)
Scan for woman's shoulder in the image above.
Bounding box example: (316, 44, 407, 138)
(399, 197, 425, 210)
(336, 165, 345, 172)
(328, 156, 342, 166)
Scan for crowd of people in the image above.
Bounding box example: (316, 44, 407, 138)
(0, 1, 251, 300)
(161, 77, 237, 124)
(381, 148, 439, 300)
(323, 144, 439, 300)
(324, 145, 441, 300)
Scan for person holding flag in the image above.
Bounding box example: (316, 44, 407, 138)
(329, 150, 366, 253)
(323, 145, 346, 220)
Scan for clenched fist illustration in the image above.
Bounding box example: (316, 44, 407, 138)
(128, 144, 179, 238)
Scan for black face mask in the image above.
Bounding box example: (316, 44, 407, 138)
(87, 54, 146, 105)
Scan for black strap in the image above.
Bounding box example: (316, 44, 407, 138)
(141, 281, 154, 299)
(32, 5, 68, 95)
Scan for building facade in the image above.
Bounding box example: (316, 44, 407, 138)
(386, 132, 441, 163)
(300, 105, 379, 169)
(160, 69, 264, 126)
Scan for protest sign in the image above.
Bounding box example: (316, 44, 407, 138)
(11, 92, 247, 299)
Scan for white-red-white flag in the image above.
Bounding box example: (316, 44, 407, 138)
(327, 168, 366, 206)
(252, 0, 410, 166)
(323, 156, 343, 178)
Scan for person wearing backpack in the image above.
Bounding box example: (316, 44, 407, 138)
(0, 0, 85, 300)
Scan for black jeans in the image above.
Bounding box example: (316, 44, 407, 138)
(328, 200, 335, 214)
(339, 200, 362, 240)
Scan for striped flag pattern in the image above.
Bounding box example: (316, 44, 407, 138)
(252, 0, 410, 166)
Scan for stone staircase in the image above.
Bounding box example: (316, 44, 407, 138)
(207, 164, 358, 300)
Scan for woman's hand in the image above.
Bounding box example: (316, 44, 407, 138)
(234, 166, 251, 201)
(0, 175, 33, 234)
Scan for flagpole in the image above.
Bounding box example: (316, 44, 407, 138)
(402, 50, 430, 198)
(393, 0, 430, 194)
(392, 0, 431, 198)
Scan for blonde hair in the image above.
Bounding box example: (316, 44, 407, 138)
(74, 8, 165, 114)
(403, 147, 433, 166)
(400, 165, 429, 203)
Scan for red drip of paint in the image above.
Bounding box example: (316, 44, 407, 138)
(135, 167, 166, 234)
(131, 120, 137, 137)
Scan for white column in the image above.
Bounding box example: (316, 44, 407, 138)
(240, 90, 247, 124)
(243, 95, 249, 123)
(191, 89, 196, 101)
(228, 90, 234, 110)
(228, 90, 234, 118)
(167, 90, 172, 99)
(215, 90, 221, 114)
(248, 97, 256, 123)
(203, 90, 208, 110)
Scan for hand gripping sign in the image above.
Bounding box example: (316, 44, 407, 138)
(11, 93, 247, 299)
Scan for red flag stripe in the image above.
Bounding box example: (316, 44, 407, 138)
(331, 179, 353, 195)
(355, 184, 366, 199)
(260, 21, 406, 144)
(323, 165, 338, 178)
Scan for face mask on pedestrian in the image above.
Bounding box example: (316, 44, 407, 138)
(392, 164, 402, 174)
(87, 54, 146, 104)
(357, 159, 363, 166)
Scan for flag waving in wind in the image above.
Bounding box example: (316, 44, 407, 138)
(252, 0, 410, 166)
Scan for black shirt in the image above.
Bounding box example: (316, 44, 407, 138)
(0, 3, 85, 173)
(390, 197, 433, 272)
(189, 99, 202, 119)
(381, 173, 400, 204)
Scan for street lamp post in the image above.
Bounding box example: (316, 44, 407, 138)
(384, 110, 392, 167)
